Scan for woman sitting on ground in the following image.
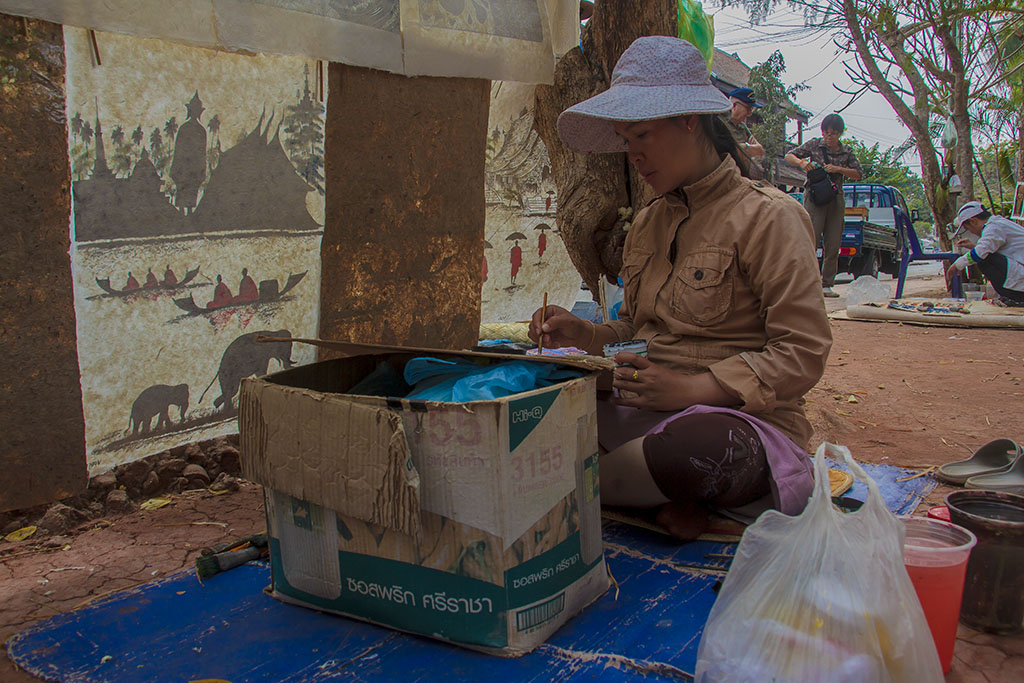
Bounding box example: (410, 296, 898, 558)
(529, 37, 832, 539)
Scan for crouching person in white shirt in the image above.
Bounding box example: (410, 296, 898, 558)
(946, 201, 1024, 306)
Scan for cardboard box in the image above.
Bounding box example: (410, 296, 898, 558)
(240, 340, 611, 656)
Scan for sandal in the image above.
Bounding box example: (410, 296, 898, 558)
(935, 439, 1021, 486)
(965, 449, 1024, 494)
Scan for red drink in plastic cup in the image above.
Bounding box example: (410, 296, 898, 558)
(902, 517, 977, 673)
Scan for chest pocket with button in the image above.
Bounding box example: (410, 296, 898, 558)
(670, 246, 736, 325)
(619, 247, 653, 316)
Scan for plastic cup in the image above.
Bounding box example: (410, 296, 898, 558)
(902, 517, 977, 673)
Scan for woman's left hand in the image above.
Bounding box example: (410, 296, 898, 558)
(613, 354, 739, 411)
(611, 353, 691, 412)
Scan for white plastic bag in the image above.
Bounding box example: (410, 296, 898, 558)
(695, 443, 942, 683)
(846, 275, 892, 307)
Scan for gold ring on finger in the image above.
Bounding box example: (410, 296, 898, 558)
(632, 369, 639, 382)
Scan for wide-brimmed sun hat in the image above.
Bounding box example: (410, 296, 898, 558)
(953, 201, 986, 228)
(557, 36, 731, 154)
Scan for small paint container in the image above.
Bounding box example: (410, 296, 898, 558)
(603, 339, 648, 366)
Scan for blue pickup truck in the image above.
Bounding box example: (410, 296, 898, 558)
(791, 184, 918, 278)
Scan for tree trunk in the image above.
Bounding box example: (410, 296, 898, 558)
(533, 0, 676, 296)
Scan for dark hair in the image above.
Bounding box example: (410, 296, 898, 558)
(977, 210, 992, 222)
(698, 114, 751, 178)
(821, 114, 845, 134)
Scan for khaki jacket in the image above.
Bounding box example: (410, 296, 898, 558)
(603, 155, 832, 448)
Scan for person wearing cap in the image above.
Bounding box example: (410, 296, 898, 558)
(528, 37, 831, 539)
(784, 114, 863, 297)
(723, 87, 764, 159)
(945, 201, 1024, 305)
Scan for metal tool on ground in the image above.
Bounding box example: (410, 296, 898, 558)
(195, 534, 268, 580)
(200, 533, 267, 556)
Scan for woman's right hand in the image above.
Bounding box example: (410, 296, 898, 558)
(528, 305, 590, 349)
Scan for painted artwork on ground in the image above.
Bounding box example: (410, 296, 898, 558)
(481, 81, 579, 323)
(65, 28, 324, 474)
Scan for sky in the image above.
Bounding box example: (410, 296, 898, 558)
(710, 4, 926, 173)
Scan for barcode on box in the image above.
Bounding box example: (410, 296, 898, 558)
(515, 592, 566, 631)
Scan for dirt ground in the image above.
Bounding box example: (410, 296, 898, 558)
(2, 266, 1022, 681)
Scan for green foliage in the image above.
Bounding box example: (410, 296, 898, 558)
(975, 139, 1018, 212)
(677, 0, 715, 70)
(747, 50, 806, 177)
(843, 137, 933, 226)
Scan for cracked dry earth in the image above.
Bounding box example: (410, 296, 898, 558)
(2, 274, 1023, 681)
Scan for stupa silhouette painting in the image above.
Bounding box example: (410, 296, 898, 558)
(72, 94, 320, 243)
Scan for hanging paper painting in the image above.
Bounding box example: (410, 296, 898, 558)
(65, 28, 324, 474)
(481, 80, 579, 323)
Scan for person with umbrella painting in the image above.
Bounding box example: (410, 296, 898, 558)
(529, 38, 831, 539)
(507, 232, 526, 286)
(535, 223, 551, 261)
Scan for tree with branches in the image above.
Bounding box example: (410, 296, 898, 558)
(979, 14, 1024, 182)
(748, 50, 806, 182)
(722, 1, 1024, 265)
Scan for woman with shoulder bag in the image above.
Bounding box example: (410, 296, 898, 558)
(785, 114, 863, 297)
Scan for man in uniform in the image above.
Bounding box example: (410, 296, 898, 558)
(722, 87, 765, 179)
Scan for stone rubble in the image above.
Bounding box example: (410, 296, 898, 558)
(0, 435, 242, 540)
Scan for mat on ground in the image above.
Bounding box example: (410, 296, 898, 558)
(7, 522, 727, 683)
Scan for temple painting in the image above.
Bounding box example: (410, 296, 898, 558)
(65, 28, 324, 473)
(481, 81, 578, 323)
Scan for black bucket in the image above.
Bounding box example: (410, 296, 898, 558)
(946, 490, 1024, 634)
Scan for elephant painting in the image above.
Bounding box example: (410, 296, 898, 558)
(200, 329, 294, 411)
(127, 383, 189, 435)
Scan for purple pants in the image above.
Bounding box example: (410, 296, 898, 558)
(643, 412, 771, 508)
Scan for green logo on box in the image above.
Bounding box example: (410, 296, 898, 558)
(506, 532, 591, 608)
(508, 389, 560, 451)
(268, 538, 509, 648)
